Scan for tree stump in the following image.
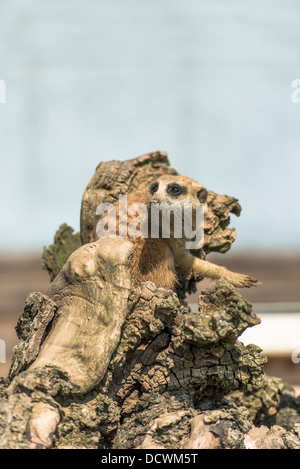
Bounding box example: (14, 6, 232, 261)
(1, 151, 300, 450)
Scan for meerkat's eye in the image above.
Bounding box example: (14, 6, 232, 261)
(197, 188, 208, 203)
(150, 182, 159, 194)
(167, 184, 184, 196)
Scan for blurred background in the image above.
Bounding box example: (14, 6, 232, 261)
(0, 0, 300, 389)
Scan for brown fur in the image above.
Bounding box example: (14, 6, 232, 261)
(91, 175, 258, 290)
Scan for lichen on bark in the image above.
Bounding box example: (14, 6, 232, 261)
(42, 223, 81, 281)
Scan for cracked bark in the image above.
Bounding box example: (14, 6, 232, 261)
(1, 151, 300, 449)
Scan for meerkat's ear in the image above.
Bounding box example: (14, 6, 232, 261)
(197, 188, 208, 203)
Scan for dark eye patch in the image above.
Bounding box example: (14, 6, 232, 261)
(167, 184, 186, 197)
(150, 182, 159, 194)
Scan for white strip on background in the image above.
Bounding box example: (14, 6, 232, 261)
(240, 312, 300, 356)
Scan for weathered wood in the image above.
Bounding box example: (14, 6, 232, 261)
(1, 151, 300, 449)
(32, 238, 134, 393)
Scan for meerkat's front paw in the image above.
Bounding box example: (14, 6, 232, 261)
(226, 272, 260, 288)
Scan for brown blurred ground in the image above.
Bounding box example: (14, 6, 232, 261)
(1, 251, 300, 389)
(0, 254, 50, 377)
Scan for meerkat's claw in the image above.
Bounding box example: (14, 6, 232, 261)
(242, 276, 260, 288)
(227, 273, 260, 288)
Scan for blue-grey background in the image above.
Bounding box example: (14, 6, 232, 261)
(1, 0, 300, 253)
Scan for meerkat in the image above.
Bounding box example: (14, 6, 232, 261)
(90, 174, 259, 291)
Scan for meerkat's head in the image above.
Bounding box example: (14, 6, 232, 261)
(147, 175, 208, 247)
(148, 174, 208, 208)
